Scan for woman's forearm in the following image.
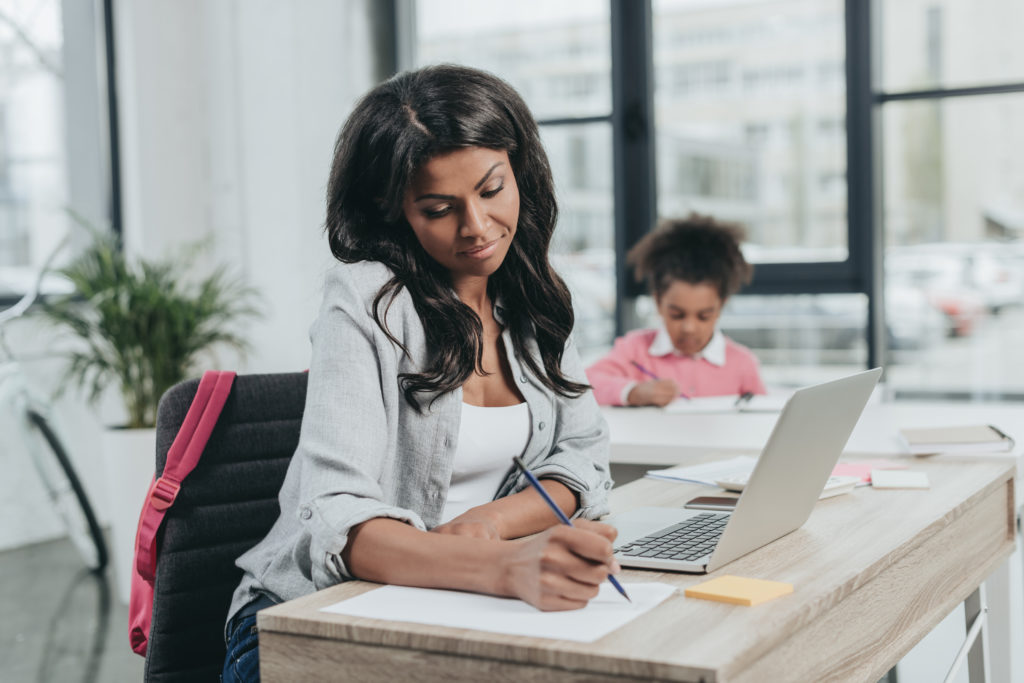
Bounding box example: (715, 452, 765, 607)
(341, 512, 621, 612)
(472, 479, 578, 539)
(342, 517, 511, 594)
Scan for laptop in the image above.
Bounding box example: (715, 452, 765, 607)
(607, 367, 882, 573)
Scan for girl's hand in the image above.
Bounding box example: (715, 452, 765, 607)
(499, 519, 620, 611)
(431, 507, 505, 540)
(627, 379, 680, 406)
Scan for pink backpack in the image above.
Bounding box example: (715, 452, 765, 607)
(129, 370, 236, 656)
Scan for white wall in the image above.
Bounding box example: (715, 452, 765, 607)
(2, 0, 380, 551)
(114, 0, 378, 373)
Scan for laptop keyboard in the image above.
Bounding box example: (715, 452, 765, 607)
(614, 512, 729, 562)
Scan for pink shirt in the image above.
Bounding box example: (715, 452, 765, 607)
(585, 327, 766, 406)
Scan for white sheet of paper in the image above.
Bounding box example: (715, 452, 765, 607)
(320, 581, 676, 643)
(870, 469, 930, 489)
(664, 392, 791, 414)
(664, 396, 740, 414)
(646, 455, 758, 486)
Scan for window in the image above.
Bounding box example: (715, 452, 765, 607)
(0, 0, 69, 295)
(879, 0, 1024, 399)
(654, 0, 847, 263)
(411, 0, 615, 353)
(405, 1, 1024, 397)
(881, 0, 1024, 93)
(650, 0, 852, 386)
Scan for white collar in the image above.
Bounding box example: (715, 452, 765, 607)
(648, 325, 727, 367)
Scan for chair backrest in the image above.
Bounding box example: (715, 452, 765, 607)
(144, 372, 307, 683)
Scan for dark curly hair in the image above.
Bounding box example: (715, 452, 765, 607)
(627, 214, 753, 302)
(325, 64, 586, 410)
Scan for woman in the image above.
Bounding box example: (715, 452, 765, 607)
(222, 64, 618, 682)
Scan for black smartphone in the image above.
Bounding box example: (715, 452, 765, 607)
(684, 495, 738, 512)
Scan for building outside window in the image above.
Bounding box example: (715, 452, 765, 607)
(409, 0, 1024, 397)
(880, 0, 1024, 398)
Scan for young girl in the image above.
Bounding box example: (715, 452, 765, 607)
(586, 215, 765, 407)
(221, 65, 618, 682)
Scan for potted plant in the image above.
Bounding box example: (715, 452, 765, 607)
(37, 227, 261, 601)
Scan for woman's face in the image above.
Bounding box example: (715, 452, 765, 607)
(402, 147, 520, 284)
(655, 279, 724, 356)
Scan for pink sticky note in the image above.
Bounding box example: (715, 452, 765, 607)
(833, 460, 908, 484)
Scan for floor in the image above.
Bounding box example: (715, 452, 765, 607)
(0, 533, 143, 683)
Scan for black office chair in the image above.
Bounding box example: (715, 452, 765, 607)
(144, 372, 307, 683)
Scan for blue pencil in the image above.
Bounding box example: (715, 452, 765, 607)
(512, 456, 631, 603)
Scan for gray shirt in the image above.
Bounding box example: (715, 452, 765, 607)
(227, 261, 612, 627)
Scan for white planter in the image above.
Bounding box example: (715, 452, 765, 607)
(101, 427, 157, 605)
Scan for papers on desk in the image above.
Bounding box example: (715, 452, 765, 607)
(648, 456, 914, 494)
(646, 456, 758, 487)
(320, 582, 676, 642)
(664, 393, 791, 414)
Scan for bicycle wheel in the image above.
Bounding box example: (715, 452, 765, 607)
(26, 408, 109, 572)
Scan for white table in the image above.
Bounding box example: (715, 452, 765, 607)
(603, 400, 1023, 465)
(602, 399, 1024, 683)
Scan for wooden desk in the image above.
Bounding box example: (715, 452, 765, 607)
(258, 457, 1015, 683)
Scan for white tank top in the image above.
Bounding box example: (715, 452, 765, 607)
(439, 402, 531, 525)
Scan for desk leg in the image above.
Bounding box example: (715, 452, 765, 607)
(963, 587, 990, 683)
(984, 558, 1015, 683)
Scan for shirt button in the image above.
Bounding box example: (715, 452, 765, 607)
(520, 375, 528, 383)
(538, 421, 546, 431)
(299, 507, 312, 520)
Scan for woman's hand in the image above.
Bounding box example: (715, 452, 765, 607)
(431, 507, 505, 540)
(498, 519, 620, 611)
(627, 379, 680, 406)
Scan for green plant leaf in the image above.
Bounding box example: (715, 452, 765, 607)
(34, 221, 263, 429)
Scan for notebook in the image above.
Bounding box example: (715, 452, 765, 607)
(899, 424, 1015, 456)
(606, 367, 882, 574)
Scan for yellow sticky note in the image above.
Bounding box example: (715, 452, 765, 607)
(684, 575, 793, 606)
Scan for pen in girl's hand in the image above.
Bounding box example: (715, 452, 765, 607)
(630, 361, 690, 400)
(511, 456, 631, 603)
(630, 360, 660, 381)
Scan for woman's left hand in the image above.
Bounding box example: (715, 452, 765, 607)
(431, 507, 506, 540)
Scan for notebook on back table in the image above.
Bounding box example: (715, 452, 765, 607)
(607, 367, 882, 574)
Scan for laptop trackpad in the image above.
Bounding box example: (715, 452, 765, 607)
(605, 506, 705, 546)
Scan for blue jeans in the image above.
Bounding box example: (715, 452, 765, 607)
(222, 613, 260, 683)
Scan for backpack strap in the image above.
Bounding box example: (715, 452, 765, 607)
(134, 370, 236, 582)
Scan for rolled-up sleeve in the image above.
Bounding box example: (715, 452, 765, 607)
(521, 336, 612, 520)
(297, 270, 426, 586)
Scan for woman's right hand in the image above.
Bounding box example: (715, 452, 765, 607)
(627, 379, 680, 406)
(499, 519, 620, 611)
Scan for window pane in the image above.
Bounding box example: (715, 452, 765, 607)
(543, 123, 615, 354)
(412, 3, 616, 350)
(881, 0, 1024, 93)
(883, 95, 1024, 397)
(413, 0, 611, 120)
(652, 0, 847, 263)
(0, 0, 69, 296)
